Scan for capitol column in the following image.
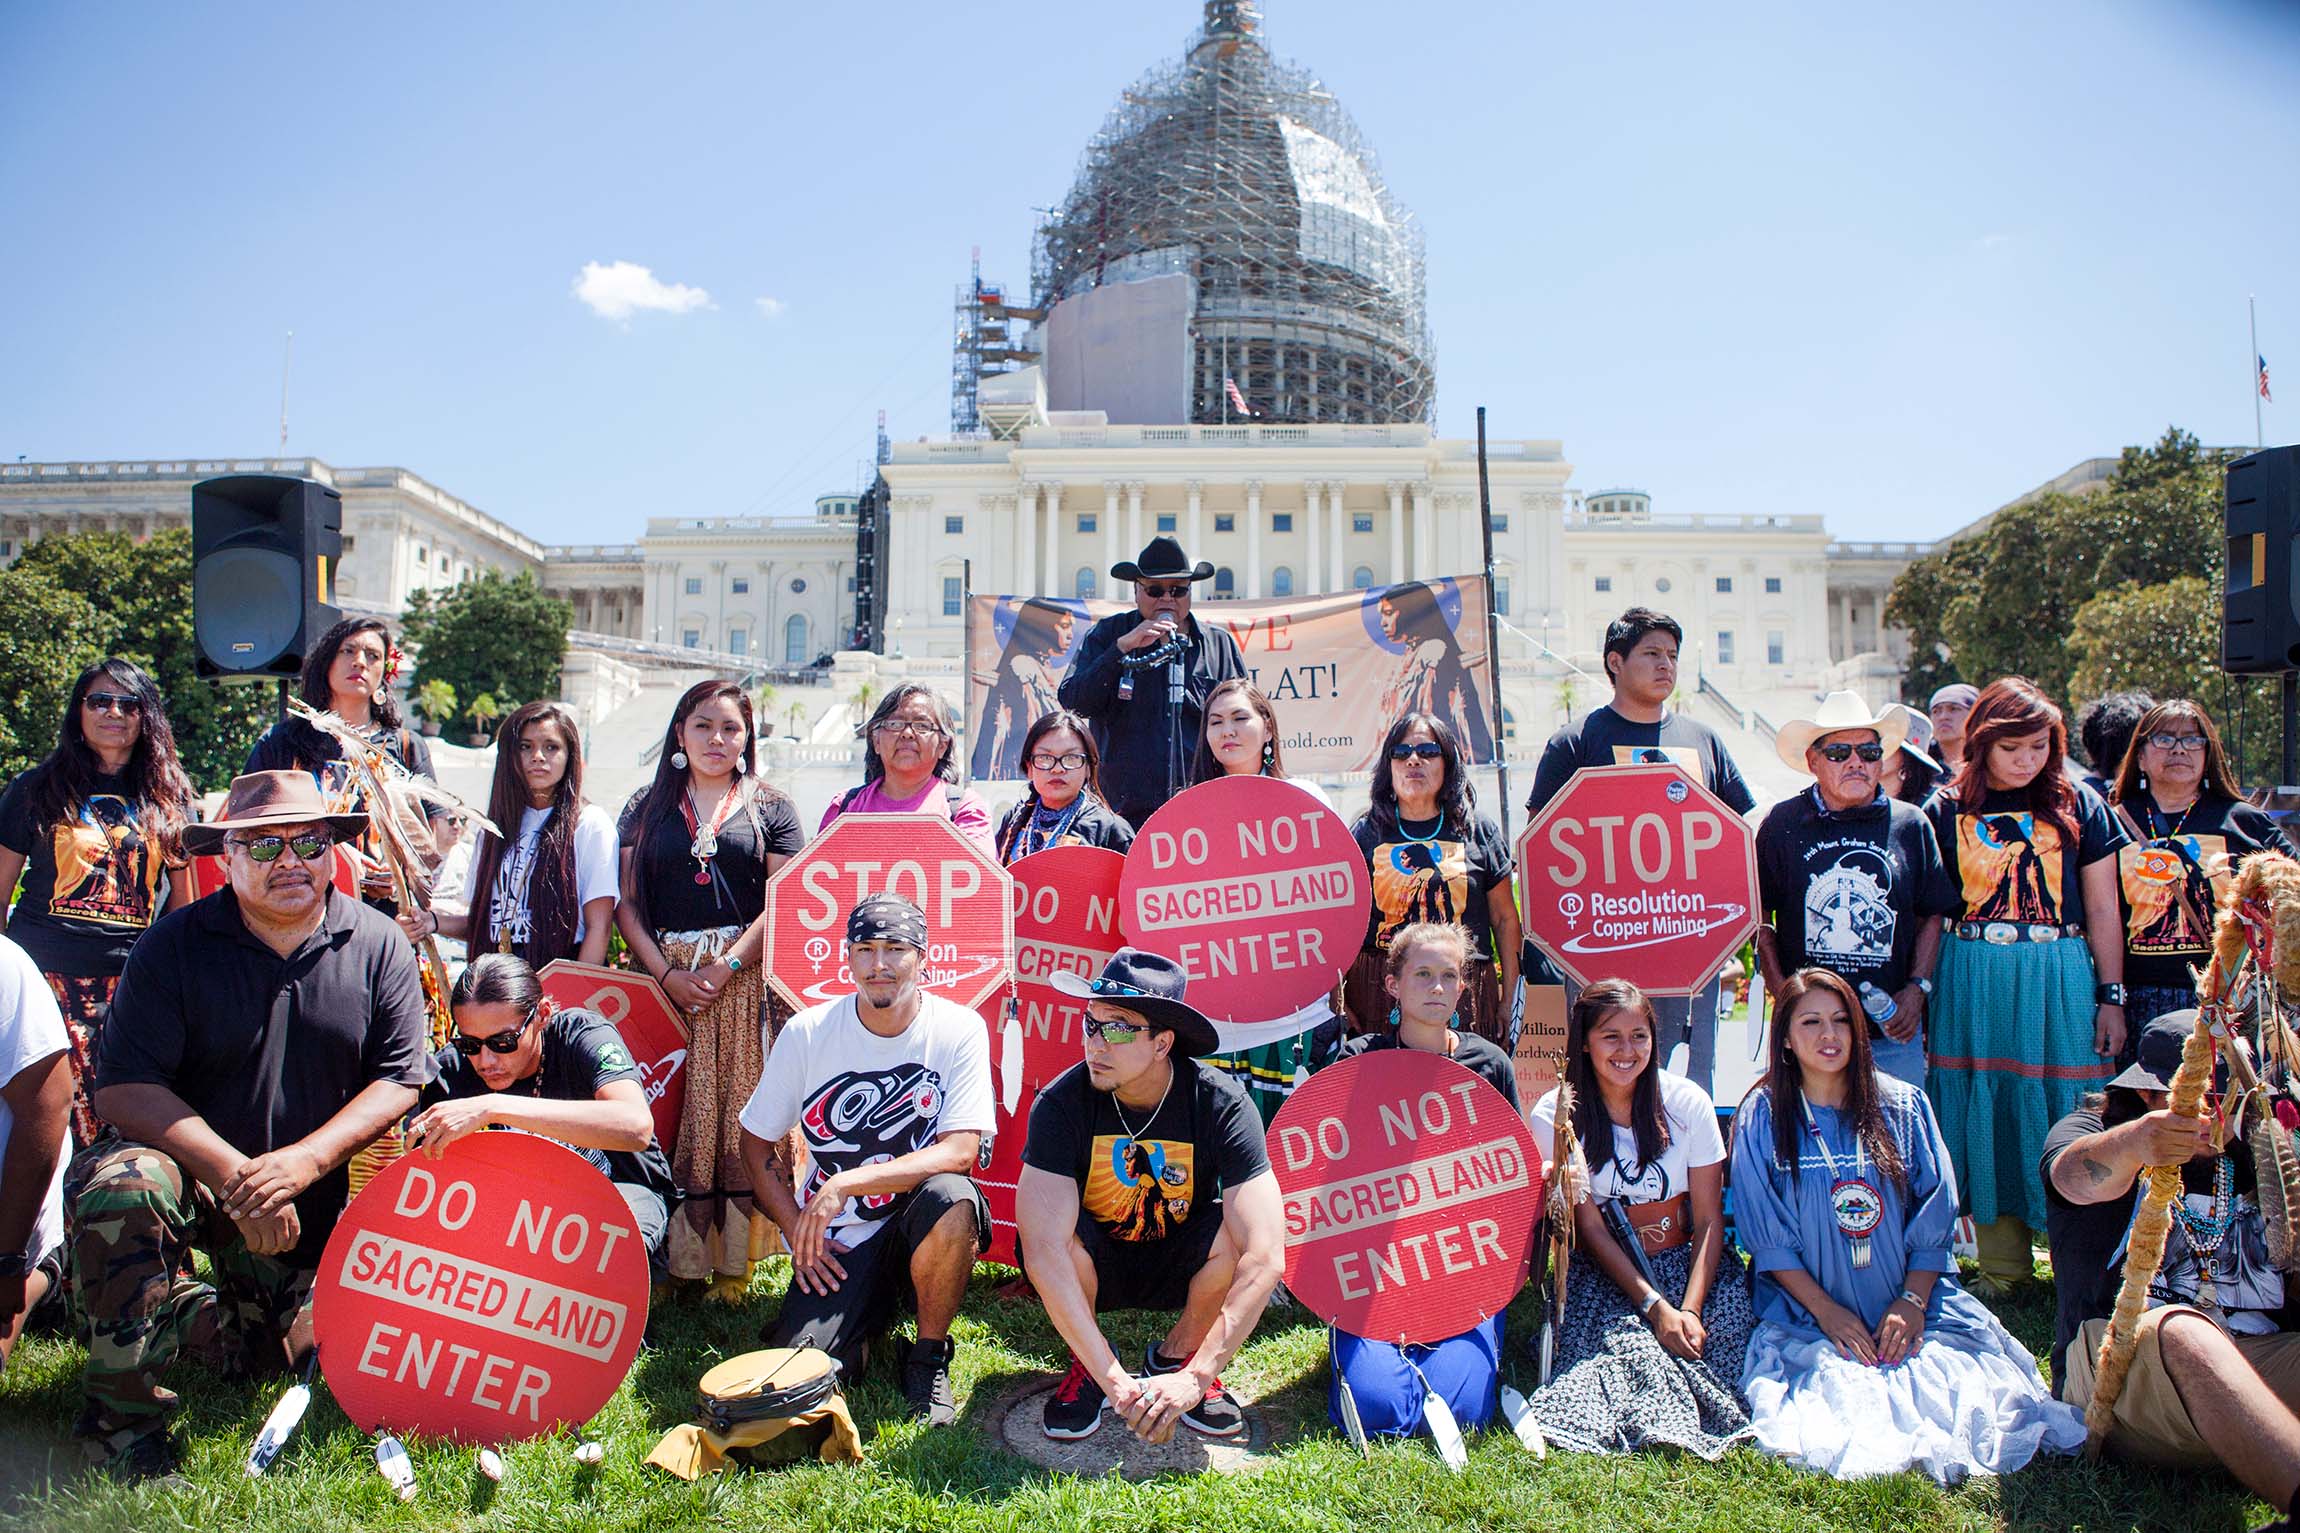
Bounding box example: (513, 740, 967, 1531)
(1245, 481, 1264, 598)
(1304, 480, 1323, 595)
(1329, 481, 1346, 593)
(1387, 481, 1407, 582)
(1186, 480, 1203, 555)
(1015, 482, 1039, 597)
(1126, 482, 1144, 565)
(1412, 481, 1433, 580)
(1044, 483, 1062, 597)
(1103, 481, 1122, 598)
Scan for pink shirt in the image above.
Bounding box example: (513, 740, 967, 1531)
(819, 777, 996, 856)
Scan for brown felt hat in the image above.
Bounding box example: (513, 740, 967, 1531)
(182, 770, 368, 856)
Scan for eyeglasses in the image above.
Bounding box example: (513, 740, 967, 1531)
(1085, 1015, 1153, 1046)
(229, 832, 335, 863)
(1028, 751, 1088, 772)
(874, 720, 946, 740)
(1137, 583, 1192, 600)
(83, 692, 143, 716)
(2146, 733, 2207, 754)
(1815, 743, 1886, 764)
(1389, 742, 1445, 762)
(450, 1008, 538, 1057)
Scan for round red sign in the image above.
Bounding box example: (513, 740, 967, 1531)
(1267, 1050, 1543, 1344)
(763, 813, 1013, 1013)
(1119, 776, 1367, 1023)
(537, 960, 689, 1164)
(1516, 762, 1759, 997)
(313, 1133, 650, 1442)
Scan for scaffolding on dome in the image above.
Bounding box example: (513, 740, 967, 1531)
(1028, 0, 1435, 426)
(950, 248, 1044, 437)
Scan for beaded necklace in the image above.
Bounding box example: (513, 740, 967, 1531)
(2170, 1153, 2237, 1255)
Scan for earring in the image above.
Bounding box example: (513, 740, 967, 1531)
(670, 750, 689, 770)
(735, 755, 748, 774)
(1261, 741, 1275, 772)
(1387, 1006, 1402, 1029)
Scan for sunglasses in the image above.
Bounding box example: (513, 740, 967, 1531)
(83, 691, 143, 717)
(1389, 742, 1444, 762)
(229, 831, 336, 863)
(1085, 1015, 1153, 1046)
(450, 1009, 538, 1057)
(1137, 583, 1192, 599)
(1028, 751, 1088, 772)
(1815, 743, 1886, 764)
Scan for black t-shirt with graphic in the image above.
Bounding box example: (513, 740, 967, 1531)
(1023, 1057, 1269, 1246)
(1352, 807, 1514, 958)
(619, 782, 803, 933)
(2110, 792, 2296, 990)
(1336, 1030, 1520, 1109)
(1923, 781, 2126, 930)
(1525, 705, 1756, 818)
(0, 766, 175, 976)
(1756, 789, 1957, 997)
(422, 1007, 675, 1201)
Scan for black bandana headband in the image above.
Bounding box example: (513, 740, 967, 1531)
(846, 892, 928, 950)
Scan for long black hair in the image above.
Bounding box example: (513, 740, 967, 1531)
(300, 616, 405, 730)
(626, 679, 783, 917)
(1761, 968, 1907, 1193)
(450, 950, 544, 1014)
(1565, 978, 1671, 1176)
(1366, 712, 1476, 834)
(29, 659, 194, 865)
(465, 701, 586, 967)
(995, 709, 1106, 863)
(856, 684, 961, 785)
(1192, 678, 1289, 784)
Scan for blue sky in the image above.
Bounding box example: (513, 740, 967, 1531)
(2, 1, 2293, 547)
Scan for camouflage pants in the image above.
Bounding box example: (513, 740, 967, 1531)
(72, 1143, 315, 1457)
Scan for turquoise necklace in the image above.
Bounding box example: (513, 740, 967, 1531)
(2170, 1154, 2237, 1255)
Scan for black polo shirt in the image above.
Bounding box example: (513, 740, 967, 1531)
(96, 886, 433, 1263)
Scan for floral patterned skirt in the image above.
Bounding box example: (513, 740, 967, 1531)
(657, 927, 787, 1281)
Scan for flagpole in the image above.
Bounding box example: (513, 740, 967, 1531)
(2253, 294, 2264, 451)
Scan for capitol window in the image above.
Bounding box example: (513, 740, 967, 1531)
(682, 629, 701, 648)
(1716, 630, 1735, 664)
(1496, 574, 1512, 615)
(1655, 576, 1672, 593)
(1490, 514, 1508, 533)
(1157, 512, 1176, 534)
(1078, 512, 1096, 533)
(732, 577, 750, 594)
(728, 629, 748, 655)
(1767, 630, 1785, 665)
(1272, 566, 1294, 596)
(1075, 566, 1095, 599)
(1352, 513, 1372, 534)
(1716, 576, 1732, 594)
(790, 577, 807, 593)
(1214, 513, 1235, 533)
(1273, 512, 1293, 533)
(1352, 565, 1373, 590)
(1765, 576, 1783, 594)
(1594, 575, 1612, 592)
(945, 515, 964, 535)
(685, 577, 702, 595)
(942, 576, 962, 616)
(1215, 567, 1235, 597)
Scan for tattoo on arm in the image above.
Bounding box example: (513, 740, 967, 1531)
(2078, 1155, 2115, 1187)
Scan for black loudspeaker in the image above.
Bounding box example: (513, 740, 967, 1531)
(192, 475, 343, 679)
(2223, 447, 2300, 675)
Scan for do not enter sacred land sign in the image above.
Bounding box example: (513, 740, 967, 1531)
(313, 1134, 649, 1442)
(1267, 1051, 1543, 1344)
(1517, 762, 1758, 997)
(1119, 776, 1368, 1023)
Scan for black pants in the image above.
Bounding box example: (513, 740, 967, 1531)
(765, 1174, 988, 1375)
(1023, 1203, 1226, 1313)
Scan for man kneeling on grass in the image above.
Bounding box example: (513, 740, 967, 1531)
(738, 893, 993, 1426)
(1018, 948, 1284, 1443)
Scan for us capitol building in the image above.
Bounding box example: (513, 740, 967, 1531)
(0, 3, 1923, 776)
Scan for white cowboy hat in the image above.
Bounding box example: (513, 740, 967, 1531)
(1775, 691, 1911, 774)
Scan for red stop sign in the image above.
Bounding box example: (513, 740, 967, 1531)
(537, 961, 689, 1164)
(313, 1133, 649, 1442)
(1517, 763, 1758, 997)
(1268, 1050, 1543, 1344)
(763, 813, 1013, 1013)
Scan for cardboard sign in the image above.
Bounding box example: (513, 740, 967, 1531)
(1517, 763, 1758, 998)
(313, 1133, 649, 1442)
(1268, 1050, 1543, 1344)
(537, 961, 689, 1163)
(188, 847, 358, 900)
(1508, 985, 1571, 1110)
(1119, 776, 1368, 1022)
(969, 846, 1128, 1265)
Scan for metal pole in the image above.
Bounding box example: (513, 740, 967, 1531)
(1476, 407, 1512, 839)
(2284, 670, 2296, 790)
(2254, 295, 2266, 452)
(278, 331, 294, 456)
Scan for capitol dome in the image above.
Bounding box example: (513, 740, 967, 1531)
(1032, 2, 1435, 426)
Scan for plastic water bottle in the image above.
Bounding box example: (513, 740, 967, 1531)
(1859, 981, 1898, 1023)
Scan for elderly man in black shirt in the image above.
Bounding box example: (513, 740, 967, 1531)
(74, 771, 432, 1480)
(1056, 537, 1245, 832)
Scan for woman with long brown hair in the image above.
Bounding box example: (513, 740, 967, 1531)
(2107, 698, 2294, 1054)
(1731, 969, 2080, 1480)
(0, 659, 194, 1149)
(1922, 675, 2127, 1293)
(400, 702, 619, 967)
(991, 709, 1132, 863)
(1525, 976, 1750, 1458)
(617, 679, 804, 1294)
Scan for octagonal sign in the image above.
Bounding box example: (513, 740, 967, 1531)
(537, 960, 689, 1163)
(1517, 763, 1757, 998)
(763, 813, 1013, 1013)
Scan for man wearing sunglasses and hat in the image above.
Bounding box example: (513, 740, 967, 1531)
(73, 771, 433, 1480)
(2041, 1014, 2300, 1529)
(1057, 536, 1246, 832)
(1755, 691, 1957, 1087)
(1017, 948, 1284, 1444)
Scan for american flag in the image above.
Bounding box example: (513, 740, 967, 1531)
(1224, 375, 1255, 418)
(2263, 354, 2275, 404)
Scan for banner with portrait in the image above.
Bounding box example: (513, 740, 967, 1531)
(964, 575, 1495, 780)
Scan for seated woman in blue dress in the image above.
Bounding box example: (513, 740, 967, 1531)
(1730, 967, 2084, 1483)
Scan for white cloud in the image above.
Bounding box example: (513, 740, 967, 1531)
(754, 296, 788, 320)
(1973, 233, 2015, 251)
(571, 260, 714, 321)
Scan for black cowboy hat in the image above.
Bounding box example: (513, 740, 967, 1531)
(1051, 947, 1220, 1057)
(1111, 536, 1215, 585)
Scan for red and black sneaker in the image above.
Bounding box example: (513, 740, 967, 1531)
(1042, 1355, 1106, 1440)
(1142, 1343, 1244, 1438)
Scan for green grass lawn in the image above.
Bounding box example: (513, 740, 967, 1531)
(0, 1259, 2273, 1533)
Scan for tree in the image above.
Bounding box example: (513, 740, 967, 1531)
(8, 529, 273, 790)
(467, 692, 506, 739)
(0, 567, 103, 782)
(402, 571, 573, 719)
(414, 678, 458, 732)
(2067, 577, 2277, 787)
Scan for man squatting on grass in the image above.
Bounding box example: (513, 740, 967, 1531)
(1018, 947, 1285, 1444)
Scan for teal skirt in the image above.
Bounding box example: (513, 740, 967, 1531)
(1927, 933, 2109, 1228)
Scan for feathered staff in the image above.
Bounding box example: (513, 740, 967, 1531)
(2085, 850, 2300, 1454)
(1539, 1051, 1589, 1384)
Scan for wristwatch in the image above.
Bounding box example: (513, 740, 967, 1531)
(2096, 981, 2127, 1007)
(1912, 976, 1934, 998)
